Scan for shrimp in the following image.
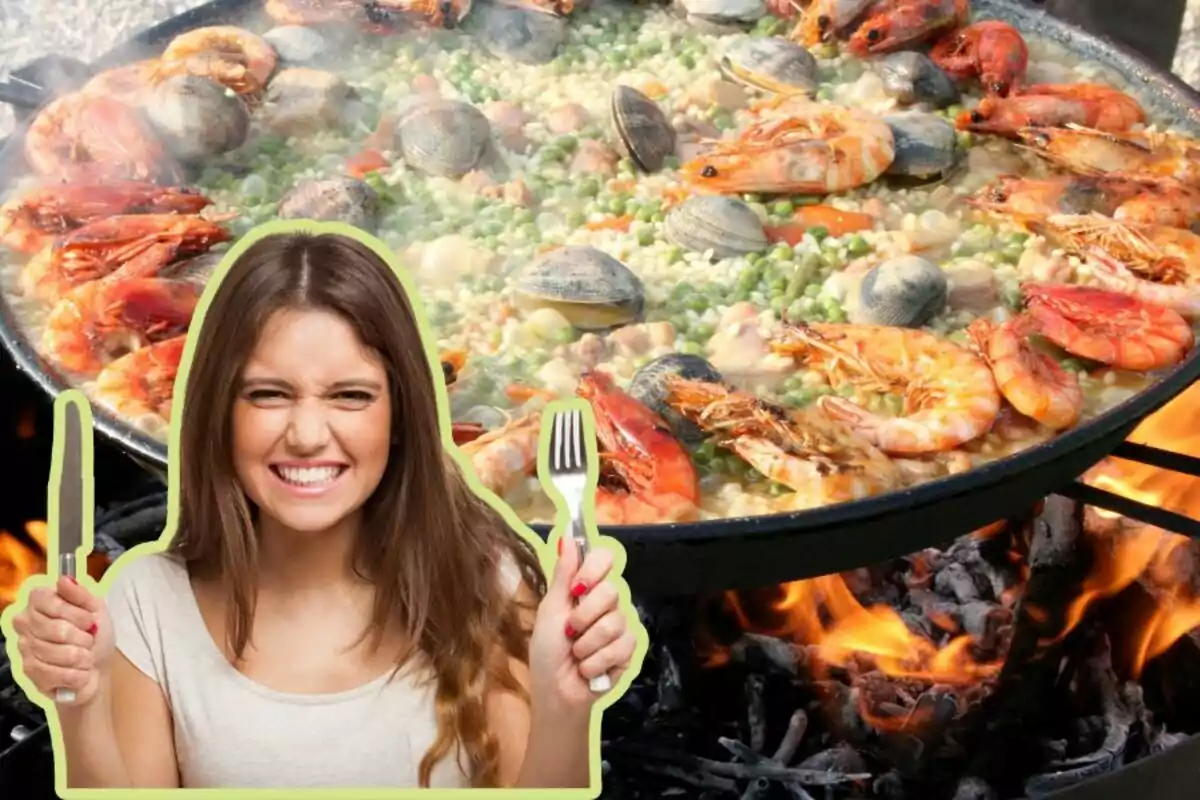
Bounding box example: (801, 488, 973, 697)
(577, 370, 700, 525)
(967, 175, 1200, 229)
(679, 101, 895, 195)
(155, 26, 278, 97)
(957, 84, 1146, 139)
(966, 316, 1083, 430)
(846, 0, 969, 56)
(0, 180, 212, 255)
(1085, 247, 1200, 321)
(366, 0, 475, 28)
(41, 276, 202, 377)
(23, 93, 180, 183)
(929, 20, 1029, 96)
(19, 213, 234, 302)
(662, 377, 903, 510)
(1030, 213, 1200, 286)
(1021, 281, 1194, 371)
(768, 322, 1002, 455)
(789, 0, 886, 46)
(1015, 125, 1200, 188)
(458, 412, 542, 497)
(92, 334, 188, 423)
(441, 349, 468, 386)
(76, 60, 162, 105)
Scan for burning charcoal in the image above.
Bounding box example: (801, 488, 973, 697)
(816, 681, 869, 743)
(1149, 728, 1190, 754)
(656, 643, 684, 712)
(952, 776, 998, 799)
(873, 770, 907, 798)
(900, 610, 936, 640)
(960, 601, 1010, 651)
(740, 777, 771, 800)
(731, 633, 802, 675)
(1041, 739, 1068, 761)
(745, 674, 767, 752)
(797, 742, 867, 773)
(934, 562, 983, 603)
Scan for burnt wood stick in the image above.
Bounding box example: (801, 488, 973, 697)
(952, 495, 1090, 795)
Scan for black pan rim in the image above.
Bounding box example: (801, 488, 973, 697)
(0, 0, 1198, 549)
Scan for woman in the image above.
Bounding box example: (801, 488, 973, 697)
(7, 229, 638, 789)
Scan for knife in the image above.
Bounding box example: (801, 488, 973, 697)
(52, 396, 89, 704)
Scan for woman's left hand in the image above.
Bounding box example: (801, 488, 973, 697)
(528, 533, 638, 715)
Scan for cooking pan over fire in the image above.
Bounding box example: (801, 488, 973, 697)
(0, 0, 1197, 595)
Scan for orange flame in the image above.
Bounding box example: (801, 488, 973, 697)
(0, 520, 112, 614)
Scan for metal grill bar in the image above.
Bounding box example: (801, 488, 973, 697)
(1110, 442, 1200, 477)
(1058, 481, 1200, 538)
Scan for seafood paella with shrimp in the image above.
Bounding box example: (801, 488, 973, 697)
(0, 0, 1198, 526)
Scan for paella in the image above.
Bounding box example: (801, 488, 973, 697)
(1, 0, 1198, 527)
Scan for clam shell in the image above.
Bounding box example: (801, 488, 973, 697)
(276, 177, 383, 232)
(471, 2, 567, 65)
(664, 196, 769, 259)
(397, 98, 492, 178)
(850, 256, 949, 327)
(262, 26, 329, 66)
(513, 246, 645, 331)
(720, 36, 818, 95)
(884, 112, 960, 179)
(629, 353, 725, 445)
(611, 85, 676, 174)
(143, 74, 249, 163)
(875, 51, 960, 108)
(679, 0, 766, 23)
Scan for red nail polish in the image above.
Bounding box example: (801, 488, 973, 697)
(571, 582, 588, 598)
(66, 576, 78, 585)
(87, 622, 98, 636)
(557, 538, 563, 555)
(565, 624, 576, 638)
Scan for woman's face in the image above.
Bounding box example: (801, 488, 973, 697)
(232, 307, 393, 535)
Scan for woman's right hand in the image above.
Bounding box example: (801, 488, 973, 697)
(9, 576, 114, 707)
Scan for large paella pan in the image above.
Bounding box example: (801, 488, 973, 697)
(0, 0, 1198, 593)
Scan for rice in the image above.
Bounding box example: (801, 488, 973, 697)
(0, 2, 1197, 526)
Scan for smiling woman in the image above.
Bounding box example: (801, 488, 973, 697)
(4, 227, 640, 790)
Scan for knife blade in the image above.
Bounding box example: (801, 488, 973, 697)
(53, 399, 86, 704)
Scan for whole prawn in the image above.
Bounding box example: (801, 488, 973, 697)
(967, 175, 1200, 230)
(0, 180, 212, 255)
(663, 376, 904, 510)
(154, 26, 279, 97)
(19, 212, 234, 302)
(1021, 281, 1194, 371)
(41, 276, 202, 377)
(1086, 246, 1200, 321)
(966, 316, 1084, 430)
(958, 84, 1146, 138)
(577, 369, 700, 525)
(458, 412, 543, 498)
(23, 93, 180, 183)
(768, 322, 1002, 456)
(790, 0, 886, 46)
(1015, 125, 1200, 188)
(846, 0, 969, 56)
(929, 19, 1029, 96)
(680, 100, 895, 195)
(93, 334, 188, 423)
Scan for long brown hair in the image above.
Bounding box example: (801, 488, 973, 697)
(169, 229, 547, 786)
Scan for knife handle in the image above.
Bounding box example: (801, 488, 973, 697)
(55, 553, 77, 704)
(567, 516, 612, 695)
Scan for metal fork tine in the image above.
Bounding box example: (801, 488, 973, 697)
(571, 408, 584, 470)
(553, 411, 563, 472)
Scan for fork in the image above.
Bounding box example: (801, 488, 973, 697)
(546, 406, 613, 694)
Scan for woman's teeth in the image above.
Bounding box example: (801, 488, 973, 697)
(274, 466, 344, 486)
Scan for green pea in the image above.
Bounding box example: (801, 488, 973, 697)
(846, 234, 871, 257)
(637, 227, 656, 247)
(608, 196, 628, 216)
(540, 146, 566, 163)
(678, 53, 697, 69)
(687, 295, 709, 312)
(738, 266, 763, 291)
(770, 243, 794, 262)
(691, 322, 715, 341)
(673, 281, 695, 298)
(772, 200, 795, 217)
(666, 245, 685, 264)
(822, 250, 845, 270)
(678, 340, 705, 356)
(804, 283, 821, 298)
(807, 226, 830, 243)
(770, 295, 787, 314)
(555, 134, 578, 153)
(577, 177, 601, 197)
(822, 297, 845, 321)
(786, 298, 807, 321)
(566, 211, 587, 228)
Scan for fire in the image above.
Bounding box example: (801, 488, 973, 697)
(0, 520, 111, 613)
(1063, 381, 1200, 678)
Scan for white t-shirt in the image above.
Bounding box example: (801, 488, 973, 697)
(106, 549, 522, 789)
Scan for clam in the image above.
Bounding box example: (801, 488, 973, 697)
(262, 26, 330, 66)
(874, 52, 960, 109)
(664, 196, 769, 259)
(397, 98, 493, 179)
(629, 353, 724, 445)
(678, 0, 766, 27)
(513, 246, 645, 332)
(849, 256, 948, 328)
(471, 2, 567, 65)
(262, 67, 358, 137)
(142, 74, 249, 163)
(884, 112, 959, 180)
(277, 176, 383, 232)
(611, 85, 675, 174)
(720, 36, 818, 96)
